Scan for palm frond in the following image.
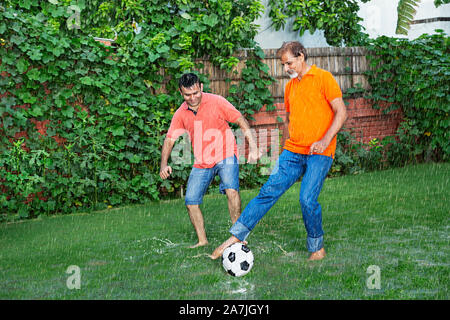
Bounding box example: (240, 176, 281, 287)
(396, 0, 421, 35)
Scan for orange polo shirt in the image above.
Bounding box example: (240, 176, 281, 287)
(284, 64, 342, 158)
(166, 92, 242, 168)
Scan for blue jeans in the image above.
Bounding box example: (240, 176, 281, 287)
(185, 156, 239, 205)
(230, 150, 333, 252)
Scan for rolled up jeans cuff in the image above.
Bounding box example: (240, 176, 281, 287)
(307, 235, 324, 253)
(229, 221, 251, 242)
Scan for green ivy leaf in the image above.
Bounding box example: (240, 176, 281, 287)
(111, 124, 125, 136)
(28, 48, 43, 61)
(80, 76, 93, 85)
(180, 12, 192, 20)
(29, 106, 43, 117)
(19, 92, 37, 104)
(61, 106, 74, 118)
(17, 58, 30, 74)
(10, 34, 25, 46)
(128, 154, 142, 164)
(2, 51, 19, 65)
(156, 44, 170, 54)
(19, 0, 32, 10)
(26, 68, 40, 81)
(51, 46, 65, 57)
(202, 14, 219, 27)
(148, 52, 160, 62)
(60, 88, 73, 99)
(1, 96, 17, 108)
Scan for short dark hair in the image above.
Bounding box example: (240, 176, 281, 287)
(277, 41, 308, 61)
(178, 73, 201, 90)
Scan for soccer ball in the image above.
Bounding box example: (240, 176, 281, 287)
(222, 243, 254, 277)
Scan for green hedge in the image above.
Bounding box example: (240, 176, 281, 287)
(0, 14, 167, 218)
(0, 2, 273, 220)
(364, 31, 449, 162)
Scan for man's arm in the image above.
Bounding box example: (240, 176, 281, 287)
(234, 115, 261, 163)
(309, 97, 347, 154)
(160, 137, 177, 179)
(282, 111, 290, 147)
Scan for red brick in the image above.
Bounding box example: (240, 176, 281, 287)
(246, 98, 404, 149)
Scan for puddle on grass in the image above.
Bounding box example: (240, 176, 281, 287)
(218, 278, 256, 297)
(415, 260, 450, 267)
(87, 260, 108, 266)
(123, 237, 184, 262)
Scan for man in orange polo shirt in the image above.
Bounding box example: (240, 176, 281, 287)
(211, 41, 347, 261)
(160, 73, 260, 248)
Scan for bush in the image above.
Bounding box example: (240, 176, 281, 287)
(365, 31, 450, 162)
(0, 2, 273, 220)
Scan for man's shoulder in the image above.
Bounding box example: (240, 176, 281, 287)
(312, 65, 334, 79)
(174, 103, 186, 113)
(172, 103, 188, 119)
(203, 92, 238, 111)
(202, 92, 227, 103)
(285, 78, 295, 91)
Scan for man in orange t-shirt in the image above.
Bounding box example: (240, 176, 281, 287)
(160, 73, 260, 248)
(212, 41, 347, 261)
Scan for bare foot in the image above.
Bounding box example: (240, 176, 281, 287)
(308, 247, 326, 261)
(210, 236, 244, 260)
(189, 241, 208, 249)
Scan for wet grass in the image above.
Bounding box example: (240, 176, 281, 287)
(0, 162, 448, 299)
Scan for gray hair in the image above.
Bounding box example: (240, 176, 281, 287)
(277, 41, 308, 61)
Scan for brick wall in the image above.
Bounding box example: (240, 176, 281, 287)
(344, 98, 403, 143)
(246, 98, 403, 155)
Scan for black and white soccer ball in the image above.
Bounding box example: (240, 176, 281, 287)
(222, 243, 254, 277)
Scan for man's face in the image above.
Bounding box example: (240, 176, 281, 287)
(280, 52, 303, 79)
(180, 83, 203, 108)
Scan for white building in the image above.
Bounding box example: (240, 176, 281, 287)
(254, 0, 450, 48)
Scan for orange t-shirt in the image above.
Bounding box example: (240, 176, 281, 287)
(284, 64, 342, 158)
(166, 92, 242, 168)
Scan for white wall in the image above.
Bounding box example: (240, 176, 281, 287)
(254, 0, 450, 49)
(253, 6, 330, 48)
(358, 0, 450, 39)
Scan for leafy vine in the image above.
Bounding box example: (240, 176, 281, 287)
(0, 0, 274, 219)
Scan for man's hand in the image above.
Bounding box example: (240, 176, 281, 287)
(309, 140, 329, 155)
(160, 137, 177, 180)
(309, 97, 347, 156)
(160, 165, 173, 180)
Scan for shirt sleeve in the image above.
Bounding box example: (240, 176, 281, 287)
(323, 71, 342, 103)
(166, 110, 185, 140)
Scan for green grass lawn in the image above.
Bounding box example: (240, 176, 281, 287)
(0, 163, 449, 300)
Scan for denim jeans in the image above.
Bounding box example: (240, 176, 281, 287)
(185, 155, 239, 205)
(230, 150, 333, 252)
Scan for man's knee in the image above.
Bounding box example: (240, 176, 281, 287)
(299, 193, 316, 210)
(225, 189, 241, 203)
(225, 188, 239, 197)
(186, 204, 200, 211)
